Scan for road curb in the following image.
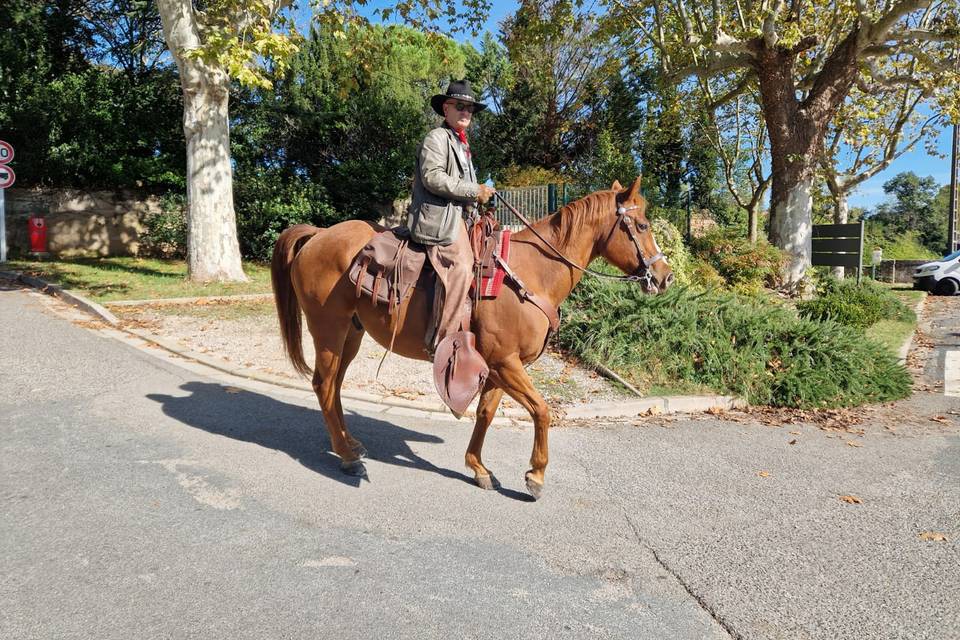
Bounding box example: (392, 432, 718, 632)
(898, 293, 927, 364)
(3, 270, 747, 422)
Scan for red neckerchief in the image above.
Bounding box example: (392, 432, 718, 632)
(453, 127, 471, 158)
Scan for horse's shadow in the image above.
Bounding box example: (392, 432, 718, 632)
(147, 381, 530, 500)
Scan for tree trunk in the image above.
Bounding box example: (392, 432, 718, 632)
(748, 203, 759, 244)
(769, 174, 814, 288)
(157, 0, 247, 282)
(831, 191, 850, 279)
(752, 31, 860, 291)
(180, 61, 247, 282)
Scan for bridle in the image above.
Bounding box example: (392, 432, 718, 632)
(493, 192, 667, 289)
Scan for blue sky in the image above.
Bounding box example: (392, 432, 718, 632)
(294, 1, 955, 210)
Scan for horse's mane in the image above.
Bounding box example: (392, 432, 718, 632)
(542, 189, 617, 247)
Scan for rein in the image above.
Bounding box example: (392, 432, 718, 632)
(493, 192, 665, 287)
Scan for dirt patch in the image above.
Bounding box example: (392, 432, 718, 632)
(111, 299, 632, 410)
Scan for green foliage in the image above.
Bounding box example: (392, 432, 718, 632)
(558, 283, 911, 408)
(690, 228, 785, 293)
(232, 23, 464, 221)
(572, 127, 640, 193)
(500, 165, 566, 187)
(796, 277, 915, 329)
(0, 0, 184, 189)
(651, 219, 692, 286)
(868, 172, 949, 255)
(141, 194, 187, 258)
(863, 223, 939, 261)
(233, 169, 337, 261)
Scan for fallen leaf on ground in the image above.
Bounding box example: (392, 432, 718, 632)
(788, 439, 797, 445)
(846, 441, 863, 448)
(224, 386, 242, 394)
(930, 415, 950, 424)
(644, 406, 662, 416)
(919, 531, 948, 542)
(758, 471, 770, 478)
(706, 406, 725, 415)
(839, 495, 862, 504)
(789, 430, 801, 435)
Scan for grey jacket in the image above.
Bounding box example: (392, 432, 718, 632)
(407, 126, 479, 246)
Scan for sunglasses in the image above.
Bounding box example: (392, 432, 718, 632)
(446, 101, 476, 113)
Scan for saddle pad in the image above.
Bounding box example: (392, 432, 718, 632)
(475, 229, 511, 299)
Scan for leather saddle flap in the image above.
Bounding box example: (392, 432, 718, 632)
(433, 330, 489, 416)
(348, 227, 428, 309)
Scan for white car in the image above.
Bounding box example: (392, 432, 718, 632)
(913, 250, 960, 295)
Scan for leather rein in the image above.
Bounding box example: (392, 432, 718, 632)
(493, 192, 666, 291)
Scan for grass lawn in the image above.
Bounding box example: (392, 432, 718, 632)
(864, 285, 924, 356)
(3, 256, 272, 302)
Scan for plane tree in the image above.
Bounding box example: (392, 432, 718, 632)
(608, 0, 959, 288)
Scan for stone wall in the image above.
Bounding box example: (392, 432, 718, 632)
(872, 259, 929, 284)
(3, 188, 161, 256)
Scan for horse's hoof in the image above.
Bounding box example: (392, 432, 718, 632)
(351, 443, 368, 459)
(475, 474, 495, 491)
(340, 459, 367, 477)
(525, 475, 544, 501)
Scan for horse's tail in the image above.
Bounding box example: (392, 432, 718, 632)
(271, 224, 321, 377)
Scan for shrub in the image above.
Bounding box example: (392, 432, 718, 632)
(690, 229, 785, 293)
(558, 281, 911, 408)
(234, 170, 338, 261)
(796, 277, 915, 329)
(651, 218, 692, 286)
(141, 193, 187, 258)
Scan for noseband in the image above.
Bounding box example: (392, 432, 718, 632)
(493, 192, 666, 287)
(610, 204, 666, 289)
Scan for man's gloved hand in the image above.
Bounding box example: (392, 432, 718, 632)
(476, 184, 496, 204)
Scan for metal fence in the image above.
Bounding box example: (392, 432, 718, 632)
(492, 184, 571, 229)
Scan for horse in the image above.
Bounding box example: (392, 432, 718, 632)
(271, 175, 673, 500)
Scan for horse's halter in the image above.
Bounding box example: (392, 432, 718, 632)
(606, 202, 667, 290)
(493, 192, 667, 288)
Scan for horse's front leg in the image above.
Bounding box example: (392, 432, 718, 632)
(495, 356, 551, 501)
(466, 380, 504, 490)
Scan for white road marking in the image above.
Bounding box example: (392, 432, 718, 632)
(945, 350, 960, 398)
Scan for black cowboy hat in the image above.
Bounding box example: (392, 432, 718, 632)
(430, 80, 487, 116)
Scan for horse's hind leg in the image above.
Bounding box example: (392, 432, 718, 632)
(465, 380, 504, 490)
(336, 319, 366, 458)
(308, 316, 366, 476)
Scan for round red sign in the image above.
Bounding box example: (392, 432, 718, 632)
(0, 140, 13, 164)
(0, 165, 15, 189)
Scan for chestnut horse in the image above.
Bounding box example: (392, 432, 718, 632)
(271, 175, 673, 500)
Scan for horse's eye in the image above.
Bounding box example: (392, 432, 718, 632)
(636, 220, 648, 231)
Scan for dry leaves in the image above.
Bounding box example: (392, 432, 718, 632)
(788, 439, 798, 445)
(839, 495, 862, 504)
(758, 471, 770, 478)
(930, 415, 951, 424)
(224, 386, 242, 394)
(389, 387, 425, 400)
(919, 531, 948, 542)
(846, 441, 863, 448)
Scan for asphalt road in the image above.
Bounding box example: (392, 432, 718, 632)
(2, 282, 958, 640)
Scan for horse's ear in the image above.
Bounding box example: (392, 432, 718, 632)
(611, 180, 623, 190)
(627, 175, 643, 198)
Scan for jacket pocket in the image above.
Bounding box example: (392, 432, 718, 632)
(411, 201, 455, 245)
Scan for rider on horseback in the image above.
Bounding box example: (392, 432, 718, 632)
(407, 80, 496, 353)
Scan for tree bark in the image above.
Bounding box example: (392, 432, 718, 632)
(180, 60, 247, 282)
(157, 0, 247, 282)
(752, 31, 860, 290)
